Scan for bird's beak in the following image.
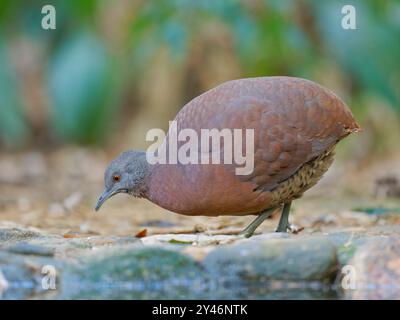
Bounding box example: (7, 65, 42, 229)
(95, 188, 120, 211)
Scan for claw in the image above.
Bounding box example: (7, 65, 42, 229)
(287, 224, 304, 234)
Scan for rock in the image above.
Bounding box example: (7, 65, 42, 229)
(0, 228, 43, 243)
(179, 233, 289, 261)
(11, 224, 400, 300)
(306, 214, 337, 227)
(374, 175, 400, 198)
(0, 269, 8, 297)
(63, 192, 82, 211)
(77, 236, 141, 247)
(344, 237, 400, 299)
(17, 198, 31, 212)
(326, 226, 400, 265)
(60, 246, 209, 299)
(0, 251, 59, 299)
(338, 211, 377, 224)
(203, 235, 338, 282)
(48, 203, 66, 217)
(47, 192, 87, 217)
(140, 234, 240, 246)
(327, 230, 372, 265)
(140, 220, 176, 228)
(6, 243, 55, 257)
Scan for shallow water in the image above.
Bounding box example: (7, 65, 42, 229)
(2, 274, 341, 300)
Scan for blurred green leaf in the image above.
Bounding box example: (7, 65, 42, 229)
(48, 32, 117, 144)
(353, 207, 400, 215)
(168, 239, 193, 245)
(0, 35, 29, 147)
(314, 0, 400, 110)
(1, 0, 400, 148)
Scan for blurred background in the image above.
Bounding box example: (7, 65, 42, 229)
(0, 0, 399, 236)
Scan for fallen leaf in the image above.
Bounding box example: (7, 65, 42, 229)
(135, 228, 148, 238)
(353, 207, 400, 215)
(63, 233, 80, 238)
(168, 239, 193, 245)
(291, 226, 305, 234)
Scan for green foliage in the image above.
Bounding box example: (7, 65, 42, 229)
(0, 0, 399, 147)
(314, 0, 400, 110)
(128, 0, 400, 108)
(0, 35, 29, 147)
(168, 239, 194, 245)
(353, 207, 400, 215)
(48, 32, 117, 144)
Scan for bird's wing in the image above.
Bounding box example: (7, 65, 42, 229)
(173, 77, 360, 192)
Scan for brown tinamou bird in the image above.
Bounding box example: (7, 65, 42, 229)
(96, 77, 360, 237)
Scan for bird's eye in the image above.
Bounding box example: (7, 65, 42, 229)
(113, 175, 121, 182)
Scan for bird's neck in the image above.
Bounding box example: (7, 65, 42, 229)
(145, 162, 189, 213)
(129, 151, 152, 198)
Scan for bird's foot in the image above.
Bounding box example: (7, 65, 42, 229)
(238, 229, 256, 239)
(276, 223, 304, 234)
(287, 223, 304, 234)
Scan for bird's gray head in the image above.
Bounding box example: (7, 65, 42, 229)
(95, 150, 149, 211)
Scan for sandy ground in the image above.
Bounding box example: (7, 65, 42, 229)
(0, 146, 400, 237)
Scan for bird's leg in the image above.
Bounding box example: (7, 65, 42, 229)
(276, 201, 292, 232)
(239, 207, 277, 238)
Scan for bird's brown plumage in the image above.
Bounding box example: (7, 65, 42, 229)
(146, 77, 360, 216)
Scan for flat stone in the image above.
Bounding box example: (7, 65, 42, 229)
(6, 243, 55, 257)
(0, 228, 43, 243)
(140, 234, 240, 246)
(60, 246, 208, 299)
(8, 225, 400, 299)
(344, 237, 400, 299)
(140, 220, 177, 228)
(0, 251, 59, 299)
(0, 269, 8, 297)
(325, 226, 400, 265)
(203, 235, 338, 282)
